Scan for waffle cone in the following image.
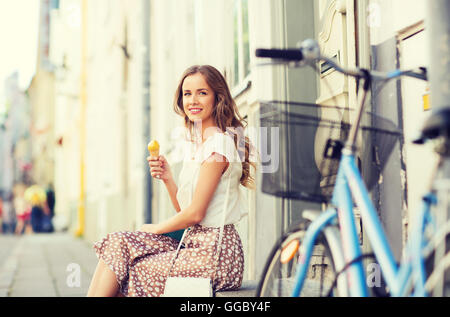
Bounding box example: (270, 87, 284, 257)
(150, 150, 159, 157)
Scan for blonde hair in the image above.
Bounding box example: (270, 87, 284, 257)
(173, 65, 256, 189)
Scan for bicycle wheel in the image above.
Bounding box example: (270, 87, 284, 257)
(256, 220, 339, 297)
(424, 232, 450, 296)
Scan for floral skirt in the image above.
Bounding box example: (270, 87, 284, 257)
(93, 224, 244, 297)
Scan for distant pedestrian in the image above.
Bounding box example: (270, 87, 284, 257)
(0, 194, 3, 234)
(46, 184, 55, 219)
(25, 184, 53, 233)
(1, 192, 16, 234)
(14, 183, 32, 235)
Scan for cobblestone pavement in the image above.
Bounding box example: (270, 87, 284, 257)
(0, 233, 98, 297)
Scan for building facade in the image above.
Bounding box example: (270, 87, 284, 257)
(48, 0, 150, 238)
(42, 0, 430, 283)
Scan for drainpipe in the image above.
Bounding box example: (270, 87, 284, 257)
(142, 0, 152, 225)
(425, 0, 450, 296)
(426, 0, 450, 114)
(75, 0, 88, 237)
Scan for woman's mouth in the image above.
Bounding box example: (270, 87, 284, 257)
(189, 108, 203, 115)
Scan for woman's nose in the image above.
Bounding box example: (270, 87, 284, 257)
(191, 94, 199, 105)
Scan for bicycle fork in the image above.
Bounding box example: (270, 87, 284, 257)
(290, 208, 338, 297)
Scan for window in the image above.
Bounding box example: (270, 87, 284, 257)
(51, 0, 60, 10)
(233, 0, 250, 87)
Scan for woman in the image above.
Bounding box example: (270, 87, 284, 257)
(87, 65, 256, 297)
(14, 184, 32, 235)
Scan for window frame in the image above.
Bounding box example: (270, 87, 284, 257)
(232, 0, 251, 90)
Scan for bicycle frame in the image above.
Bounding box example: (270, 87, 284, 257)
(291, 150, 437, 297)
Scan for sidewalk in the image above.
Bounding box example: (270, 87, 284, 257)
(0, 232, 257, 298)
(0, 232, 98, 297)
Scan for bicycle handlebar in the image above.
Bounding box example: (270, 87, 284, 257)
(255, 39, 427, 82)
(255, 39, 428, 150)
(255, 48, 304, 61)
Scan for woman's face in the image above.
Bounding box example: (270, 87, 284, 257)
(182, 72, 215, 126)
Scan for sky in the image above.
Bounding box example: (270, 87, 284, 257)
(0, 0, 40, 90)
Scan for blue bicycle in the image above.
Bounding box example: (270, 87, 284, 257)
(255, 39, 449, 297)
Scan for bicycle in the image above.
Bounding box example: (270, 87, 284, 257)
(413, 108, 450, 296)
(254, 39, 449, 297)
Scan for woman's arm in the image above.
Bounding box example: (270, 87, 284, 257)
(148, 155, 181, 212)
(163, 177, 181, 212)
(141, 153, 229, 234)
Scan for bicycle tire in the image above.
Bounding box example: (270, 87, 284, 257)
(424, 232, 450, 296)
(256, 220, 339, 297)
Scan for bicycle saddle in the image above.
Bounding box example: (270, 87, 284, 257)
(413, 107, 450, 144)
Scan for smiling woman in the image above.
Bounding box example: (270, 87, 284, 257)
(0, 0, 40, 89)
(88, 64, 256, 297)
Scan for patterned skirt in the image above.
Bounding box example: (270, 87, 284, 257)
(93, 224, 244, 297)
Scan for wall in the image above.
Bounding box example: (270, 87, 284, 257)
(50, 0, 148, 241)
(367, 0, 430, 253)
(49, 0, 83, 233)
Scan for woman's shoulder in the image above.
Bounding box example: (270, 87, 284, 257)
(202, 131, 241, 163)
(204, 131, 233, 144)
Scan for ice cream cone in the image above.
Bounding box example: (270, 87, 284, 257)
(148, 140, 160, 157)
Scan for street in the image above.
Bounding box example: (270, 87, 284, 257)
(0, 233, 98, 297)
(0, 0, 449, 301)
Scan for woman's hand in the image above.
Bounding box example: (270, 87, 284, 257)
(147, 155, 172, 182)
(138, 224, 161, 234)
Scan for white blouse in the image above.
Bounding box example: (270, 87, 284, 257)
(176, 132, 248, 228)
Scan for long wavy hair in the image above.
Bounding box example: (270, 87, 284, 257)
(173, 65, 256, 189)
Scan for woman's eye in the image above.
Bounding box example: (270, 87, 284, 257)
(184, 93, 191, 96)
